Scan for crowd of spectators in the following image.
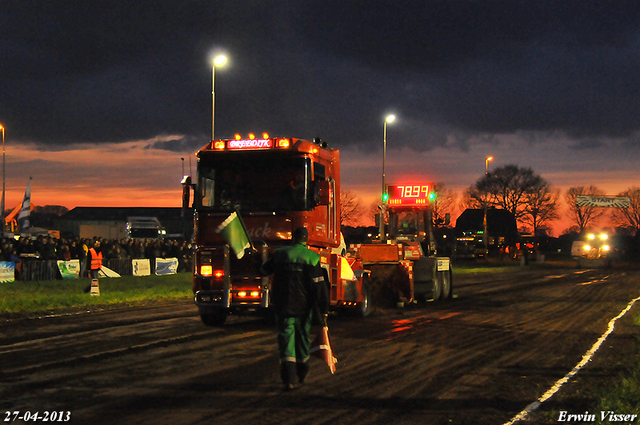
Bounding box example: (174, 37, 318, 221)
(0, 235, 195, 275)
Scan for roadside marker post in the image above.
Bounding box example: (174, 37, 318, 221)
(90, 278, 100, 296)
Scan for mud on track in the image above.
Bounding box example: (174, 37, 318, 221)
(1, 266, 640, 425)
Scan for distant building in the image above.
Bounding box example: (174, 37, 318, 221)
(55, 207, 194, 239)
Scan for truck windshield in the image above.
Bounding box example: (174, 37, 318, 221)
(198, 155, 311, 211)
(395, 211, 419, 235)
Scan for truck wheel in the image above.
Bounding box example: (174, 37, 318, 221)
(356, 277, 372, 317)
(200, 308, 227, 326)
(432, 272, 442, 301)
(440, 269, 453, 300)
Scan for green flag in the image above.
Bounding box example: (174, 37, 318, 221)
(216, 211, 251, 259)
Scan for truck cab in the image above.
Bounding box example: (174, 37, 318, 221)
(183, 134, 369, 325)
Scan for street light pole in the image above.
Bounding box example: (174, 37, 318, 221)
(485, 156, 493, 174)
(380, 114, 395, 242)
(211, 55, 227, 141)
(483, 156, 493, 257)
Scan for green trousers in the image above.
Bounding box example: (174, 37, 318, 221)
(277, 311, 312, 385)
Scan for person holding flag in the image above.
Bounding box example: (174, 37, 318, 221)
(260, 227, 329, 391)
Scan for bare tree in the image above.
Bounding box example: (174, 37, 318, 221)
(368, 197, 383, 225)
(565, 186, 605, 232)
(461, 185, 488, 211)
(431, 183, 456, 227)
(522, 182, 560, 235)
(340, 189, 364, 226)
(611, 187, 640, 235)
(473, 164, 545, 222)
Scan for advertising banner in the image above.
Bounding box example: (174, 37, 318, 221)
(155, 258, 178, 276)
(57, 260, 81, 280)
(0, 262, 15, 283)
(132, 259, 151, 276)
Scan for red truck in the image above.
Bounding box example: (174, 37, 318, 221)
(182, 134, 370, 325)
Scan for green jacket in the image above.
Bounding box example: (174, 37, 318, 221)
(261, 242, 329, 316)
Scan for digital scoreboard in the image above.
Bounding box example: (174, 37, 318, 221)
(386, 184, 433, 206)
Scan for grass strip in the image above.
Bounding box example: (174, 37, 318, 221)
(592, 315, 640, 417)
(0, 273, 193, 316)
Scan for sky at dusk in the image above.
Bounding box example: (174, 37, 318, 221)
(2, 1, 640, 235)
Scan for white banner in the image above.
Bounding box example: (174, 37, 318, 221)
(133, 259, 151, 276)
(57, 260, 80, 280)
(155, 258, 178, 276)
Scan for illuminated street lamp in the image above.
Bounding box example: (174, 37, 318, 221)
(382, 114, 395, 201)
(485, 156, 493, 174)
(483, 156, 494, 256)
(380, 114, 395, 241)
(0, 124, 4, 233)
(211, 55, 228, 141)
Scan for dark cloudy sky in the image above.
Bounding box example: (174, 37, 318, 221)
(1, 1, 639, 232)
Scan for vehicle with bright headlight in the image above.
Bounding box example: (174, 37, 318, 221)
(572, 232, 612, 268)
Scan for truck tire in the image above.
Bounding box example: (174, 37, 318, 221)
(440, 269, 453, 300)
(432, 271, 442, 301)
(200, 308, 227, 326)
(356, 276, 372, 317)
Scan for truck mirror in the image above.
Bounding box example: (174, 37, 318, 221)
(181, 176, 192, 209)
(315, 180, 331, 205)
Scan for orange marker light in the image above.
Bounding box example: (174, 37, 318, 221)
(277, 138, 290, 148)
(200, 265, 213, 276)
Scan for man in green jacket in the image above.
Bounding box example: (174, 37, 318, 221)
(261, 227, 329, 391)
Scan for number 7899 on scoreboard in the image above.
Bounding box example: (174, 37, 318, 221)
(386, 184, 433, 206)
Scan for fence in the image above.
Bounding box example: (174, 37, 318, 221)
(19, 258, 136, 281)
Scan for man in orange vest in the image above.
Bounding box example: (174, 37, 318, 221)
(83, 239, 103, 293)
(88, 239, 103, 279)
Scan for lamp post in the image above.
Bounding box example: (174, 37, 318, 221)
(0, 124, 4, 233)
(483, 156, 493, 257)
(380, 114, 395, 241)
(211, 55, 227, 141)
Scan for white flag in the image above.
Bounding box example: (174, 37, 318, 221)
(18, 178, 32, 231)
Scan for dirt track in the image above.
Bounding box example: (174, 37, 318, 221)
(2, 266, 640, 425)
